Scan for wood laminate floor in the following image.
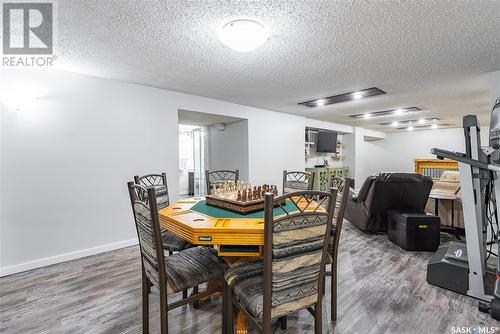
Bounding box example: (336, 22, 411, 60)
(1, 223, 499, 334)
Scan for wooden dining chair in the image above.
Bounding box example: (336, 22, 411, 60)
(325, 177, 354, 322)
(282, 170, 315, 194)
(205, 169, 239, 195)
(127, 182, 229, 334)
(134, 173, 195, 300)
(134, 173, 193, 255)
(224, 188, 338, 334)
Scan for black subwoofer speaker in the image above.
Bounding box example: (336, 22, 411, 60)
(387, 211, 440, 251)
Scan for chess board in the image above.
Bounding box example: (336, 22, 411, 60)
(205, 182, 279, 214)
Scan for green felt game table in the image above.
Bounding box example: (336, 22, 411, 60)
(158, 197, 301, 256)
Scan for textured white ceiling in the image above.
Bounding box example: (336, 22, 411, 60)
(55, 0, 500, 132)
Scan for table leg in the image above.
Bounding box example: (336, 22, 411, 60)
(434, 198, 439, 216)
(235, 310, 249, 334)
(199, 281, 221, 301)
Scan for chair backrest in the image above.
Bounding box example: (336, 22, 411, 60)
(357, 172, 432, 209)
(439, 170, 460, 182)
(134, 173, 170, 209)
(357, 173, 433, 232)
(282, 170, 314, 194)
(262, 188, 337, 320)
(127, 182, 166, 289)
(205, 169, 239, 195)
(329, 177, 354, 262)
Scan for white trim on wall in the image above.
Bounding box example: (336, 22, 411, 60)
(0, 238, 138, 277)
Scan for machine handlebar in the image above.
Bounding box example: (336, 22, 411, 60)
(431, 148, 500, 173)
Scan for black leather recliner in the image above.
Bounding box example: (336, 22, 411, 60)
(345, 173, 433, 233)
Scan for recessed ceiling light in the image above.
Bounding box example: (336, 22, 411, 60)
(418, 118, 426, 124)
(380, 118, 439, 126)
(316, 99, 326, 107)
(393, 108, 404, 116)
(363, 113, 372, 119)
(395, 122, 448, 131)
(350, 107, 421, 119)
(352, 91, 364, 100)
(298, 87, 386, 108)
(218, 19, 268, 52)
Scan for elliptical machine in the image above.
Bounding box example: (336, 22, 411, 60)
(427, 98, 500, 320)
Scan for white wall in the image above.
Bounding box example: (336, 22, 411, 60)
(344, 127, 367, 187)
(360, 126, 489, 183)
(209, 120, 249, 181)
(0, 69, 305, 275)
(490, 70, 500, 109)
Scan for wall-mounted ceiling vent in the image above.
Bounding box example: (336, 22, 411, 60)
(298, 87, 386, 108)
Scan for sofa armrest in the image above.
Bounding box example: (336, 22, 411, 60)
(345, 194, 370, 232)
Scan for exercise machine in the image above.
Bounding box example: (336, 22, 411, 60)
(427, 97, 500, 320)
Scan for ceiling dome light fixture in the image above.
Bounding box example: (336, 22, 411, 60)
(218, 19, 269, 52)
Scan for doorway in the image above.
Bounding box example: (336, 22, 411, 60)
(178, 109, 249, 198)
(178, 125, 207, 197)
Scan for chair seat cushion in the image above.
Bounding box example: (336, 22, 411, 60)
(225, 258, 318, 321)
(284, 180, 310, 190)
(161, 230, 192, 251)
(166, 246, 228, 294)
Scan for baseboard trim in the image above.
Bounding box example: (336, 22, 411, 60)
(0, 238, 138, 277)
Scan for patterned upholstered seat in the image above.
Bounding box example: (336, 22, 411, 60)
(225, 259, 265, 318)
(163, 246, 228, 293)
(134, 175, 194, 252)
(225, 257, 320, 320)
(282, 170, 314, 194)
(283, 180, 310, 192)
(161, 230, 191, 252)
(133, 201, 227, 292)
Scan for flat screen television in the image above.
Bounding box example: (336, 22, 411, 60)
(316, 130, 338, 153)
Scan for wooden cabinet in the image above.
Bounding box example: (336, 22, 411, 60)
(306, 167, 349, 191)
(414, 159, 458, 179)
